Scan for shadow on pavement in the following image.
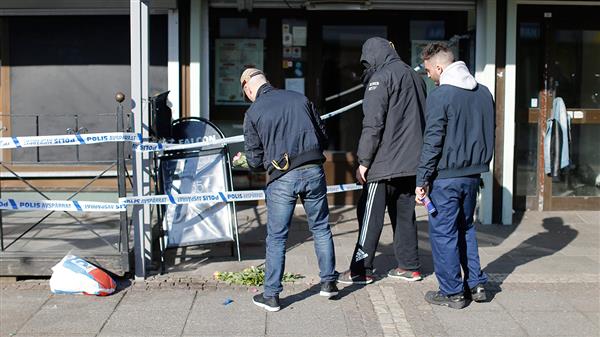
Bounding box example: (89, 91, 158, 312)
(161, 205, 355, 272)
(481, 217, 578, 301)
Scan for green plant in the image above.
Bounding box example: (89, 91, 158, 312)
(213, 266, 304, 286)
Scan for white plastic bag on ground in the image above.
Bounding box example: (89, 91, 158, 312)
(49, 255, 116, 296)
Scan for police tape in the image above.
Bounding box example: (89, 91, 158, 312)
(0, 199, 126, 212)
(133, 135, 245, 153)
(119, 183, 363, 205)
(2, 99, 362, 152)
(0, 132, 141, 149)
(321, 100, 363, 120)
(0, 183, 363, 212)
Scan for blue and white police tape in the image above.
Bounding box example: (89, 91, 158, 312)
(320, 99, 363, 120)
(0, 132, 141, 149)
(133, 99, 364, 153)
(119, 183, 363, 205)
(0, 199, 126, 212)
(133, 134, 245, 153)
(1, 185, 363, 212)
(2, 99, 363, 152)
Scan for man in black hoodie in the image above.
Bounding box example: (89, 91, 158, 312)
(338, 37, 427, 285)
(416, 43, 494, 309)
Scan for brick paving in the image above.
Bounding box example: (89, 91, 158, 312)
(1, 208, 598, 336)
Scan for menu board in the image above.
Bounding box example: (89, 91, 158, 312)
(215, 39, 264, 105)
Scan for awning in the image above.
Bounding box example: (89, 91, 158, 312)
(210, 0, 475, 11)
(0, 0, 177, 15)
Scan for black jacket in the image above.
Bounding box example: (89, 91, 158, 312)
(416, 74, 495, 187)
(357, 37, 427, 182)
(243, 83, 328, 183)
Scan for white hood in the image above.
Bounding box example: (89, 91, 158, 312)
(439, 61, 477, 90)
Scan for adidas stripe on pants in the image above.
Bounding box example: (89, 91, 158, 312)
(349, 176, 420, 275)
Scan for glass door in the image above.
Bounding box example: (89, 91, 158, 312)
(515, 5, 600, 210)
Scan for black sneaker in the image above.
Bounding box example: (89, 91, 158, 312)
(468, 284, 487, 302)
(252, 293, 280, 312)
(424, 290, 467, 309)
(320, 281, 339, 298)
(337, 270, 374, 285)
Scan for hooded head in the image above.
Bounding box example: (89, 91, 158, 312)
(360, 37, 400, 83)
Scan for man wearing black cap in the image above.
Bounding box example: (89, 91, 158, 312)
(239, 68, 337, 312)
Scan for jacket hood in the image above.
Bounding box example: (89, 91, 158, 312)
(360, 37, 400, 71)
(439, 61, 477, 90)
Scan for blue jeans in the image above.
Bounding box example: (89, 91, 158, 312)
(428, 176, 488, 296)
(264, 165, 336, 297)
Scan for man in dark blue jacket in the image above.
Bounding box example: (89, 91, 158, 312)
(416, 43, 494, 309)
(239, 68, 337, 312)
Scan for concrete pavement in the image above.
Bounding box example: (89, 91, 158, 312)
(1, 207, 599, 336)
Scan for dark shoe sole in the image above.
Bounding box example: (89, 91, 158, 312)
(319, 290, 339, 297)
(252, 298, 281, 312)
(425, 292, 466, 309)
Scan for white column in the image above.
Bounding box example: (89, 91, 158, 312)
(168, 8, 180, 119)
(189, 0, 204, 119)
(475, 0, 496, 225)
(502, 0, 518, 225)
(130, 0, 152, 279)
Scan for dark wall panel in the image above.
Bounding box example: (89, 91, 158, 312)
(8, 15, 168, 163)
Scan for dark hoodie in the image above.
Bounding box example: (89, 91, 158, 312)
(357, 37, 427, 181)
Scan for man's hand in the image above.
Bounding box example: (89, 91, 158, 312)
(415, 186, 428, 205)
(233, 152, 243, 162)
(356, 165, 369, 185)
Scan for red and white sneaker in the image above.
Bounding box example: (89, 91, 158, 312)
(387, 268, 422, 281)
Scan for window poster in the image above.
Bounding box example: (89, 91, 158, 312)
(215, 39, 264, 105)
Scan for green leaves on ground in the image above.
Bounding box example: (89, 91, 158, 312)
(213, 266, 304, 286)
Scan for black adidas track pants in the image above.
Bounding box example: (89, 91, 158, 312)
(349, 176, 420, 275)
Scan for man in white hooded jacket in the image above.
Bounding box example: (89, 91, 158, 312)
(415, 43, 495, 309)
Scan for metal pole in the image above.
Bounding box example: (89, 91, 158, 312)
(116, 92, 129, 258)
(131, 0, 152, 279)
(35, 116, 40, 162)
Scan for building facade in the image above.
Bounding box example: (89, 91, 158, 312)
(1, 0, 598, 225)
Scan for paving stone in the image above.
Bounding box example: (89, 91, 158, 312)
(98, 309, 189, 337)
(512, 311, 598, 337)
(493, 288, 577, 311)
(0, 290, 49, 337)
(433, 309, 526, 337)
(575, 212, 600, 225)
(18, 293, 123, 336)
(266, 294, 347, 336)
(581, 311, 599, 328)
(562, 286, 600, 312)
(116, 289, 195, 312)
(183, 290, 266, 337)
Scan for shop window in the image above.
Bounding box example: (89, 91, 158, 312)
(219, 18, 266, 38)
(410, 20, 445, 41)
(214, 18, 266, 106)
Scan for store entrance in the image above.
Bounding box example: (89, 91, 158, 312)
(514, 5, 600, 210)
(320, 25, 386, 152)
